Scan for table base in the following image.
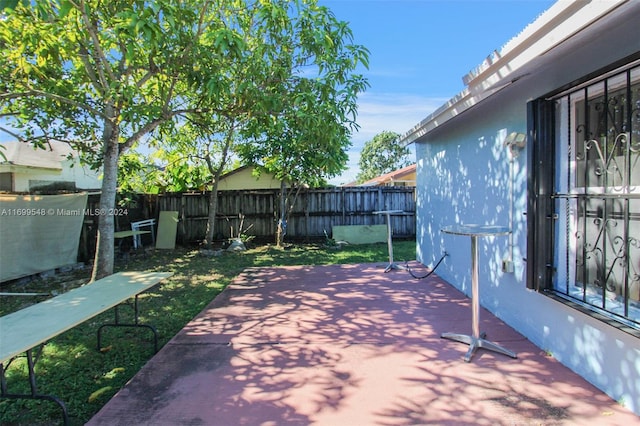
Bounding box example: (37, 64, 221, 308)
(383, 262, 406, 273)
(441, 332, 517, 362)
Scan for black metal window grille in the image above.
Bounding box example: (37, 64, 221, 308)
(528, 60, 640, 334)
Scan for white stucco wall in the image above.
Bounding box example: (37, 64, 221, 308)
(415, 90, 640, 415)
(7, 159, 102, 192)
(217, 167, 283, 191)
(1, 141, 102, 192)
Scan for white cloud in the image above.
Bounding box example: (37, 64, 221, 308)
(329, 92, 447, 185)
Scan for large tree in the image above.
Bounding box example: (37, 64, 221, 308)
(240, 76, 360, 245)
(154, 114, 240, 247)
(149, 1, 369, 247)
(237, 5, 369, 245)
(1, 0, 365, 276)
(356, 131, 412, 183)
(0, 0, 249, 279)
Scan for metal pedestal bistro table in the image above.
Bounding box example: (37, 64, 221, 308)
(440, 225, 517, 362)
(373, 210, 406, 272)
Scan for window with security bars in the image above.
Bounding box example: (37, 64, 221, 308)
(527, 58, 640, 333)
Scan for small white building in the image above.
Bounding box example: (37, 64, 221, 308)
(401, 0, 640, 415)
(0, 141, 102, 192)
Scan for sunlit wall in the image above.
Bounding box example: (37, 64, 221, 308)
(414, 84, 640, 415)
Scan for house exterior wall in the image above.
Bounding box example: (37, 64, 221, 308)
(59, 158, 102, 190)
(0, 142, 102, 192)
(388, 169, 416, 187)
(3, 160, 101, 192)
(12, 167, 65, 192)
(413, 8, 640, 411)
(358, 164, 417, 187)
(217, 167, 283, 191)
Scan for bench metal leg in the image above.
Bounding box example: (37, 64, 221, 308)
(97, 295, 159, 353)
(1, 350, 69, 426)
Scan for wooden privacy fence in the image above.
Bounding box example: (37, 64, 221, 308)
(157, 186, 416, 244)
(77, 187, 415, 261)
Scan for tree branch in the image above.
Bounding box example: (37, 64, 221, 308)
(0, 90, 103, 119)
(0, 126, 26, 142)
(73, 0, 116, 91)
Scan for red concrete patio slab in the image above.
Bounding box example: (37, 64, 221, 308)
(87, 263, 638, 425)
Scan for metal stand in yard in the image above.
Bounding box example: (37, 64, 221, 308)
(374, 210, 406, 272)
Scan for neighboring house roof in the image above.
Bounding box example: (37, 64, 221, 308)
(358, 164, 416, 187)
(1, 141, 73, 170)
(400, 0, 640, 145)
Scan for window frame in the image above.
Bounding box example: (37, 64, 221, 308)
(527, 53, 640, 338)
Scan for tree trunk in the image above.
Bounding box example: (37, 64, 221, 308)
(204, 127, 234, 247)
(205, 178, 221, 247)
(90, 120, 119, 281)
(276, 180, 287, 247)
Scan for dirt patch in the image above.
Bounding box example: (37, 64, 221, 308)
(0, 265, 91, 314)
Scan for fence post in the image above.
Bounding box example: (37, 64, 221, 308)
(81, 187, 415, 250)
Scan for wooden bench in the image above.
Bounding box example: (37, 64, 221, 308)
(0, 271, 173, 425)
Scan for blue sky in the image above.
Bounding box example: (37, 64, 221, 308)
(320, 0, 556, 185)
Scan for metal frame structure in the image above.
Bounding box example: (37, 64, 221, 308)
(527, 57, 640, 335)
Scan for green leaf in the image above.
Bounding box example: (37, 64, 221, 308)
(59, 0, 73, 17)
(0, 0, 23, 11)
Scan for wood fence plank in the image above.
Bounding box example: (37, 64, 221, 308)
(80, 187, 416, 246)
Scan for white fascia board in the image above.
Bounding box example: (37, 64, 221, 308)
(400, 0, 629, 145)
(466, 0, 627, 95)
(0, 163, 61, 172)
(401, 89, 475, 144)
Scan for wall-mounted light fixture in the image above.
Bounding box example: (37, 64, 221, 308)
(504, 132, 527, 158)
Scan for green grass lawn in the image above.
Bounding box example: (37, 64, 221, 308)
(0, 240, 416, 425)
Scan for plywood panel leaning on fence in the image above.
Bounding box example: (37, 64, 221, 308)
(332, 225, 387, 244)
(156, 211, 179, 249)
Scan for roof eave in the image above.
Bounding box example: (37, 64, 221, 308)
(400, 0, 629, 145)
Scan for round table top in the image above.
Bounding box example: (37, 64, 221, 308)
(441, 224, 510, 237)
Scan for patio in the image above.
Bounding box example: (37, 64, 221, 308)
(87, 263, 638, 425)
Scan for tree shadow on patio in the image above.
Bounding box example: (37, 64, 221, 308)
(87, 263, 638, 425)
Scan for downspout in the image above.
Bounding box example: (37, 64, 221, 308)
(504, 132, 526, 273)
